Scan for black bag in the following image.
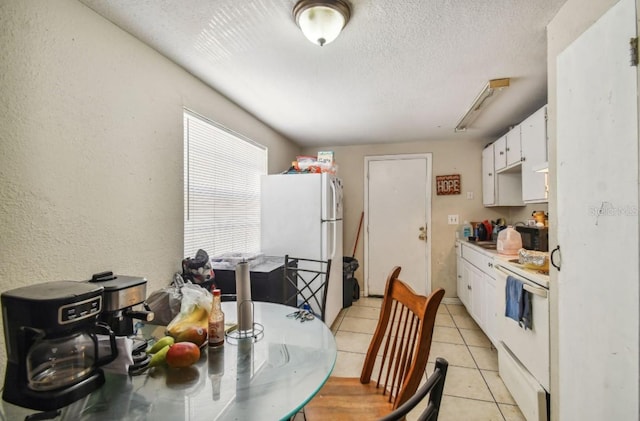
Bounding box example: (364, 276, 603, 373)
(181, 249, 215, 291)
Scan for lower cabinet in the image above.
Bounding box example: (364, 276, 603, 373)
(483, 272, 497, 345)
(468, 262, 484, 324)
(456, 253, 469, 307)
(457, 242, 498, 346)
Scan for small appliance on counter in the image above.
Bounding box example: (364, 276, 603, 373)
(515, 226, 549, 252)
(88, 272, 154, 375)
(88, 271, 154, 336)
(1, 281, 118, 411)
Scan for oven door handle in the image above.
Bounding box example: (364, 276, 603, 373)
(494, 264, 548, 299)
(523, 284, 548, 299)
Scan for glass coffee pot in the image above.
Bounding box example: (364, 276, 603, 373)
(25, 322, 117, 392)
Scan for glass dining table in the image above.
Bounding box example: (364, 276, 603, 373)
(2, 301, 337, 421)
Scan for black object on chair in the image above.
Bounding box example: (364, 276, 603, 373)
(284, 255, 332, 322)
(377, 357, 449, 421)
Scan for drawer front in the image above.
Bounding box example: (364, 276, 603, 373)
(462, 244, 493, 273)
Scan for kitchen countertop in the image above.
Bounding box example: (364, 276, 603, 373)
(458, 240, 550, 288)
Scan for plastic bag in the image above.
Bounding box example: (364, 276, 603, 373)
(166, 283, 213, 338)
(144, 274, 186, 326)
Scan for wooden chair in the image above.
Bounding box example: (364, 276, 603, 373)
(378, 357, 449, 421)
(283, 255, 332, 322)
(304, 266, 445, 420)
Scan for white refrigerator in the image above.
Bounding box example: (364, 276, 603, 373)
(261, 173, 343, 326)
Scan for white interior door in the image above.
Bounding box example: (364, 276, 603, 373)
(364, 154, 432, 296)
(556, 0, 639, 418)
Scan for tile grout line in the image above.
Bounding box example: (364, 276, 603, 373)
(447, 304, 507, 421)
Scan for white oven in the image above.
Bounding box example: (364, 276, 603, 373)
(494, 262, 549, 421)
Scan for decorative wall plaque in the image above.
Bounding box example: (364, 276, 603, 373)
(436, 174, 461, 195)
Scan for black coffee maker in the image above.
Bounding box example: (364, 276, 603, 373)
(1, 281, 118, 411)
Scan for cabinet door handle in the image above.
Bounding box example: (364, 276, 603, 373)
(500, 151, 504, 155)
(488, 172, 493, 176)
(506, 147, 510, 152)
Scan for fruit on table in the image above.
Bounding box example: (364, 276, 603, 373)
(147, 336, 175, 354)
(174, 326, 207, 347)
(148, 345, 171, 368)
(166, 342, 201, 368)
(167, 305, 209, 338)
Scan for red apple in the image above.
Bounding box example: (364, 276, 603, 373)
(166, 342, 201, 368)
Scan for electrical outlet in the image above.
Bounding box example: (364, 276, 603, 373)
(448, 215, 459, 225)
(466, 191, 474, 200)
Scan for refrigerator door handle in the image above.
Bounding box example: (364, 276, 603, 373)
(331, 221, 337, 259)
(329, 178, 337, 221)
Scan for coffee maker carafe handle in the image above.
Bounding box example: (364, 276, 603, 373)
(92, 322, 118, 367)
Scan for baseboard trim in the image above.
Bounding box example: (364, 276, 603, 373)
(442, 297, 462, 305)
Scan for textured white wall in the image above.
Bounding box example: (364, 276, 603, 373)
(0, 0, 298, 382)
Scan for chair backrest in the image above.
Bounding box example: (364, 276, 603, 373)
(360, 266, 445, 409)
(283, 255, 332, 322)
(377, 357, 449, 421)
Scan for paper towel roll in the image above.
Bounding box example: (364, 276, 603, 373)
(236, 261, 253, 331)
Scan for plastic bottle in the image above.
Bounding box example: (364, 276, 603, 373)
(497, 226, 523, 255)
(462, 221, 472, 240)
(208, 289, 225, 348)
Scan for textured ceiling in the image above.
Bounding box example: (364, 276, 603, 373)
(78, 0, 566, 147)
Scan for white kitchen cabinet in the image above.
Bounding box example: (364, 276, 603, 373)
(482, 144, 496, 206)
(494, 127, 522, 172)
(483, 271, 497, 345)
(505, 125, 522, 167)
(457, 242, 498, 346)
(493, 135, 507, 171)
(456, 243, 469, 307)
(468, 262, 484, 325)
(482, 144, 524, 207)
(521, 105, 548, 203)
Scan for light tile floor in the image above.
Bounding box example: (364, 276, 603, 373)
(320, 297, 526, 421)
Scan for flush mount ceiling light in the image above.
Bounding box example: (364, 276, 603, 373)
(454, 78, 511, 132)
(293, 0, 351, 47)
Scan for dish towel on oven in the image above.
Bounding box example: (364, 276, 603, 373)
(505, 276, 533, 330)
(505, 276, 523, 322)
(519, 289, 532, 330)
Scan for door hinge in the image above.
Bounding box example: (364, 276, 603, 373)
(630, 37, 638, 66)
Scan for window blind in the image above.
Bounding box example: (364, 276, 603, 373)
(183, 110, 267, 259)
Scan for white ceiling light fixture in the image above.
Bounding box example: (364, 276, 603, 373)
(293, 0, 351, 47)
(454, 78, 511, 132)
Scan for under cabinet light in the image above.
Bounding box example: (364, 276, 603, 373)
(454, 78, 510, 132)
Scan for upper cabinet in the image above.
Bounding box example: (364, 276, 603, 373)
(482, 105, 548, 207)
(520, 105, 548, 203)
(482, 145, 496, 205)
(482, 143, 524, 207)
(494, 126, 522, 172)
(506, 125, 522, 167)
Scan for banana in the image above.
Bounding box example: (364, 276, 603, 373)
(147, 336, 175, 354)
(167, 305, 209, 337)
(148, 344, 171, 367)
